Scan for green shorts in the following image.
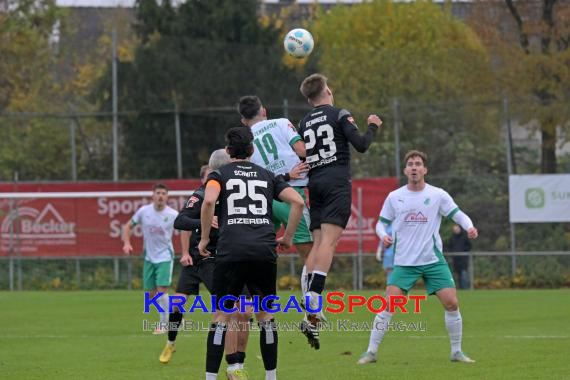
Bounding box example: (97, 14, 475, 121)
(273, 187, 313, 245)
(388, 262, 455, 295)
(143, 260, 173, 290)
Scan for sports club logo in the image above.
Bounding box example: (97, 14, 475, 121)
(404, 211, 428, 224)
(343, 204, 375, 237)
(525, 188, 545, 209)
(1, 204, 76, 251)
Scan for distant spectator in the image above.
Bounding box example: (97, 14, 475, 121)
(446, 224, 471, 289)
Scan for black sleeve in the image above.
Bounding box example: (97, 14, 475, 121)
(338, 109, 378, 153)
(206, 170, 222, 186)
(275, 173, 291, 183)
(173, 192, 203, 231)
(273, 175, 291, 201)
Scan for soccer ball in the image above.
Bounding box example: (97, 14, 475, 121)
(283, 28, 314, 58)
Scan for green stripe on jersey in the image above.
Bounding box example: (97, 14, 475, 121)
(446, 207, 460, 220)
(379, 216, 392, 225)
(289, 135, 302, 146)
(432, 235, 445, 263)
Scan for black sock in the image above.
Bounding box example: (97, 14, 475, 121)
(225, 352, 240, 365)
(309, 273, 326, 294)
(167, 311, 183, 342)
(259, 319, 278, 371)
(206, 322, 227, 374)
(237, 351, 246, 364)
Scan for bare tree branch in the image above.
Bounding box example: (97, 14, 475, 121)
(541, 0, 557, 54)
(505, 0, 531, 54)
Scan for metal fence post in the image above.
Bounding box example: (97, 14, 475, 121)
(289, 255, 296, 277)
(76, 259, 81, 288)
(357, 187, 363, 290)
(114, 257, 120, 284)
(469, 252, 474, 291)
(352, 253, 358, 291)
(127, 257, 133, 290)
(9, 256, 14, 291)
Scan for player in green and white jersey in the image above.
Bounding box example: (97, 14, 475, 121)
(358, 150, 478, 365)
(122, 183, 178, 334)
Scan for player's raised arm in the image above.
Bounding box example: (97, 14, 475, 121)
(340, 110, 382, 153)
(199, 178, 221, 257)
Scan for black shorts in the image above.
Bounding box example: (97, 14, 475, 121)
(212, 261, 276, 310)
(308, 180, 352, 230)
(175, 258, 215, 295)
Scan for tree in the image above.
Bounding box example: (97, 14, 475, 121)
(96, 0, 304, 179)
(469, 0, 570, 173)
(0, 0, 71, 180)
(311, 0, 511, 251)
(312, 0, 498, 177)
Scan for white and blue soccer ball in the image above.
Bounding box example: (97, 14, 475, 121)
(283, 28, 314, 58)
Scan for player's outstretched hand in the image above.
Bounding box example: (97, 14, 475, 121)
(467, 227, 478, 239)
(180, 253, 193, 266)
(211, 216, 219, 229)
(367, 114, 382, 128)
(198, 239, 211, 257)
(122, 243, 133, 255)
(289, 162, 309, 180)
(383, 235, 393, 249)
(277, 236, 293, 251)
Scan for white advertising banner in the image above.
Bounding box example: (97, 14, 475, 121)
(509, 174, 570, 223)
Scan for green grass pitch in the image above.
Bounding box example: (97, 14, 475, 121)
(1, 289, 569, 379)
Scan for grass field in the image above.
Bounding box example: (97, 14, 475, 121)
(1, 289, 569, 379)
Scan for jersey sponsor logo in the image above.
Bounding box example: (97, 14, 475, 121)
(404, 211, 428, 224)
(308, 155, 337, 168)
(186, 196, 199, 208)
(148, 226, 167, 235)
(227, 217, 271, 225)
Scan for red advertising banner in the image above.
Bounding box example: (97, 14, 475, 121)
(0, 178, 398, 257)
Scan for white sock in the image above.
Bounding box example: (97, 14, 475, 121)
(158, 293, 169, 325)
(227, 363, 240, 371)
(301, 265, 308, 295)
(445, 309, 462, 354)
(206, 372, 217, 380)
(265, 369, 277, 380)
(167, 340, 175, 345)
(367, 310, 394, 354)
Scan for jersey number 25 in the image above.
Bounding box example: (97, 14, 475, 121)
(226, 179, 268, 216)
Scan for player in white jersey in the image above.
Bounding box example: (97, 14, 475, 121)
(122, 183, 178, 334)
(358, 150, 478, 365)
(238, 95, 320, 349)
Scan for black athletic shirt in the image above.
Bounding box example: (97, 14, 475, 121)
(173, 185, 219, 264)
(298, 104, 377, 180)
(206, 161, 290, 263)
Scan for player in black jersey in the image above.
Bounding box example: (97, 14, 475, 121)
(298, 73, 383, 327)
(199, 127, 304, 380)
(158, 150, 252, 378)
